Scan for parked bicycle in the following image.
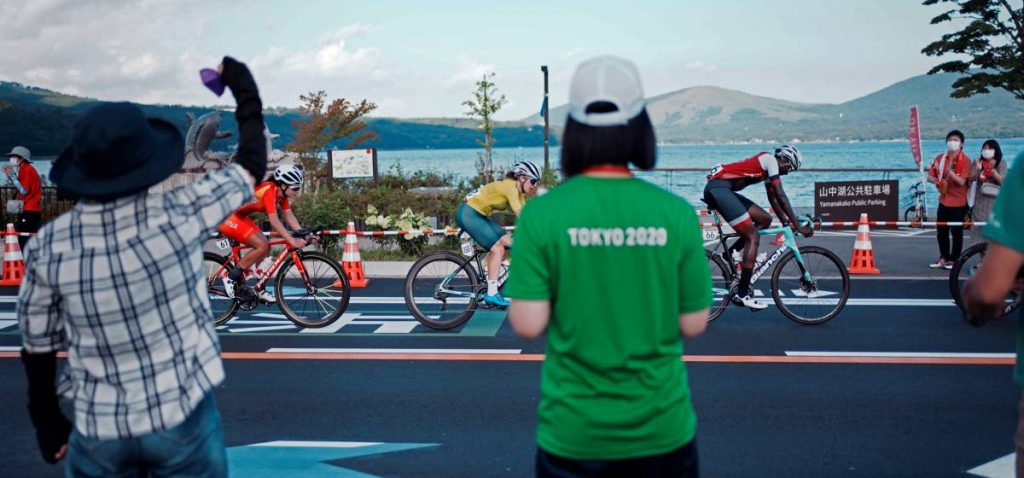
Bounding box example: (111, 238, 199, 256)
(948, 242, 1023, 317)
(903, 181, 929, 226)
(403, 231, 509, 330)
(704, 210, 850, 324)
(204, 228, 352, 328)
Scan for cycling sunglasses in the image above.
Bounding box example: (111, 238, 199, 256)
(528, 178, 539, 186)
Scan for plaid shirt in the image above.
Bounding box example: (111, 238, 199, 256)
(18, 164, 252, 440)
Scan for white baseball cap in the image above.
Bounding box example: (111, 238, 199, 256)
(568, 55, 646, 127)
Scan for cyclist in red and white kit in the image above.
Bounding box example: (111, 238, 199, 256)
(703, 145, 812, 309)
(218, 164, 313, 302)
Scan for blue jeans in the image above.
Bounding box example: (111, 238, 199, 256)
(65, 394, 227, 478)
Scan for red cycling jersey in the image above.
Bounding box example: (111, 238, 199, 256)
(707, 153, 780, 183)
(236, 181, 291, 216)
(219, 181, 291, 242)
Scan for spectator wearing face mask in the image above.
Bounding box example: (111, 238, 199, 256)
(927, 130, 971, 270)
(967, 139, 1008, 248)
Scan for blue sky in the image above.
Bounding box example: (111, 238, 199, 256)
(0, 0, 959, 119)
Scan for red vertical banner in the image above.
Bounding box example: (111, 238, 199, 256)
(908, 106, 923, 170)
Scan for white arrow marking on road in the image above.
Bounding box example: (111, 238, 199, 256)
(299, 313, 361, 334)
(968, 452, 1014, 478)
(266, 348, 522, 354)
(790, 289, 838, 298)
(786, 351, 1014, 359)
(252, 440, 384, 448)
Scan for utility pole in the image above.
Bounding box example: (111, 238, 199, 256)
(541, 65, 550, 173)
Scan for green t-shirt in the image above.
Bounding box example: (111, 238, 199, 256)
(982, 154, 1024, 385)
(504, 175, 712, 460)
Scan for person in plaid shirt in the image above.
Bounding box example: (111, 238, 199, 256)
(18, 57, 267, 477)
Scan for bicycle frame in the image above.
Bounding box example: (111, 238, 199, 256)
(708, 211, 812, 285)
(217, 238, 310, 291)
(437, 249, 489, 300)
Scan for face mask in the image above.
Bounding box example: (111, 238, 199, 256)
(947, 140, 961, 152)
(8, 157, 17, 166)
(981, 149, 995, 160)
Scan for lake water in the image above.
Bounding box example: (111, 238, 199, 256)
(376, 139, 1024, 210)
(31, 138, 1022, 210)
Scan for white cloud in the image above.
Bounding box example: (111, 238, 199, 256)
(684, 61, 718, 73)
(443, 55, 496, 88)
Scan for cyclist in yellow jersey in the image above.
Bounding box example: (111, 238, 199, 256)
(457, 161, 542, 306)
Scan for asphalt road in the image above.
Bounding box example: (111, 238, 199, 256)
(1, 271, 1021, 477)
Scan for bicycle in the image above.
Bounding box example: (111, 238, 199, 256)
(704, 210, 851, 324)
(403, 231, 509, 330)
(903, 181, 929, 226)
(203, 228, 352, 328)
(948, 242, 1023, 317)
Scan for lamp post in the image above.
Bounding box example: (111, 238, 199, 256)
(541, 65, 550, 174)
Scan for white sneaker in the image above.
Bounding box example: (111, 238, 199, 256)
(732, 294, 768, 310)
(222, 276, 237, 299)
(257, 289, 276, 303)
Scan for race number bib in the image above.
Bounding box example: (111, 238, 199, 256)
(216, 239, 231, 250)
(702, 229, 719, 241)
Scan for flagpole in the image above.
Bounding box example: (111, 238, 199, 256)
(541, 65, 550, 174)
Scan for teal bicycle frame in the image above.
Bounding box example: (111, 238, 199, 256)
(709, 211, 816, 287)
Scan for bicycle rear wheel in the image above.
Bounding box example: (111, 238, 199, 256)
(949, 243, 1022, 317)
(274, 251, 351, 328)
(203, 252, 239, 326)
(770, 246, 850, 325)
(404, 252, 480, 330)
(705, 249, 734, 321)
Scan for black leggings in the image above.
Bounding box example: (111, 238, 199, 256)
(15, 211, 40, 251)
(936, 204, 967, 262)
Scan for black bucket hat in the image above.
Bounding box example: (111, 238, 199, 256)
(51, 102, 184, 201)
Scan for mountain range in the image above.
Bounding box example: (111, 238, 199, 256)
(2, 72, 1022, 156)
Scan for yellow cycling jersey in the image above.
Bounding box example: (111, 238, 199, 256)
(465, 179, 525, 216)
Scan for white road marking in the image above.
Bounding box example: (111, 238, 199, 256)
(968, 452, 1014, 478)
(786, 351, 1014, 359)
(265, 348, 522, 354)
(0, 346, 21, 351)
(0, 319, 16, 330)
(251, 441, 383, 448)
(299, 313, 361, 334)
(229, 324, 296, 333)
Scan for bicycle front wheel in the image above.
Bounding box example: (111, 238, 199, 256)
(770, 246, 850, 325)
(705, 249, 734, 321)
(950, 243, 1022, 317)
(275, 251, 352, 328)
(203, 252, 239, 326)
(404, 252, 480, 330)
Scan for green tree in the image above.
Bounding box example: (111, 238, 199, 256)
(287, 90, 379, 192)
(462, 73, 508, 178)
(921, 0, 1024, 99)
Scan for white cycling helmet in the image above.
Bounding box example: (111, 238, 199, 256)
(774, 145, 802, 171)
(512, 161, 542, 180)
(273, 164, 304, 187)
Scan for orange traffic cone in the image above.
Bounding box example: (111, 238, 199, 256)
(772, 232, 785, 246)
(0, 223, 25, 286)
(338, 221, 368, 288)
(847, 213, 880, 275)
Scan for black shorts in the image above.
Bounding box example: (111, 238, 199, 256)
(704, 179, 755, 227)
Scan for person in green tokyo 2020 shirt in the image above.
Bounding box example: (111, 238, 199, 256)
(505, 55, 711, 478)
(964, 151, 1024, 476)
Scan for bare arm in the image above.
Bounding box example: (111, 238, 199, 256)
(509, 299, 550, 339)
(281, 209, 302, 230)
(679, 308, 709, 338)
(267, 213, 303, 248)
(964, 242, 1024, 321)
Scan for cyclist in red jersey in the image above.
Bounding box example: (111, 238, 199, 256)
(218, 164, 313, 301)
(703, 145, 812, 310)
